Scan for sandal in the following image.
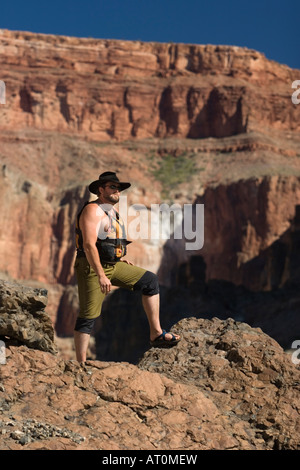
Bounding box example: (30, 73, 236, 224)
(150, 330, 180, 348)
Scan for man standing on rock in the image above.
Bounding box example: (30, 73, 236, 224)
(73, 171, 180, 362)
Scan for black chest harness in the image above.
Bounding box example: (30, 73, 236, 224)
(75, 201, 131, 264)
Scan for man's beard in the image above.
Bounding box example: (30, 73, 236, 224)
(106, 193, 119, 204)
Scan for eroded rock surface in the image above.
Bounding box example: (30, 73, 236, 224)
(0, 313, 299, 450)
(0, 280, 57, 354)
(139, 317, 300, 450)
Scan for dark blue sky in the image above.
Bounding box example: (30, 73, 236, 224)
(1, 0, 299, 69)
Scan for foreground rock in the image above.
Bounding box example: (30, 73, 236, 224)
(139, 317, 300, 450)
(0, 316, 299, 450)
(0, 280, 57, 355)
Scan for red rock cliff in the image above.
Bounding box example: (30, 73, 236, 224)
(0, 29, 299, 141)
(0, 29, 299, 334)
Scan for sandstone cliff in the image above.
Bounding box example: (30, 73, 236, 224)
(0, 29, 298, 139)
(0, 281, 299, 450)
(0, 29, 299, 350)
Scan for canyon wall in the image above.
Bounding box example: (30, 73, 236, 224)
(0, 29, 299, 340)
(0, 29, 299, 141)
(158, 175, 300, 290)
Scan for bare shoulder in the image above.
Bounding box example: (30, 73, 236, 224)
(81, 202, 106, 223)
(82, 202, 97, 215)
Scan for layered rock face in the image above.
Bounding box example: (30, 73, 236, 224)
(0, 29, 298, 140)
(0, 29, 299, 341)
(159, 175, 300, 289)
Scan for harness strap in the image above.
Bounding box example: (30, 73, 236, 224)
(75, 202, 130, 263)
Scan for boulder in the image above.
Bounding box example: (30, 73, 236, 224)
(139, 317, 300, 450)
(0, 280, 57, 354)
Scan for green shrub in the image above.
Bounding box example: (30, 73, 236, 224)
(149, 153, 197, 199)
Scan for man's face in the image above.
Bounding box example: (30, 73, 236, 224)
(99, 182, 121, 204)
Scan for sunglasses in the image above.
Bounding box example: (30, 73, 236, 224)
(105, 184, 121, 190)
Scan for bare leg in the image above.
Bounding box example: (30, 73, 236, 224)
(74, 330, 90, 362)
(74, 294, 180, 362)
(142, 294, 180, 342)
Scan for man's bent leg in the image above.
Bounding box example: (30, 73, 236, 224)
(142, 293, 180, 343)
(111, 263, 180, 345)
(133, 270, 180, 343)
(142, 293, 163, 341)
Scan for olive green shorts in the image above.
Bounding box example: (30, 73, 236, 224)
(74, 257, 147, 320)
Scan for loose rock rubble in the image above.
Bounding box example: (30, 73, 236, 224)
(1, 418, 84, 446)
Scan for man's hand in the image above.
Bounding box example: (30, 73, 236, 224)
(121, 259, 134, 265)
(99, 273, 112, 294)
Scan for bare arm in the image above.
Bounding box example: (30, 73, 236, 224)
(79, 203, 112, 293)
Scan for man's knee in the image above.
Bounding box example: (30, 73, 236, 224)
(74, 317, 95, 334)
(133, 271, 159, 296)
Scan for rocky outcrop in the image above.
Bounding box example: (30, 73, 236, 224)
(0, 314, 299, 450)
(140, 317, 300, 450)
(0, 279, 57, 354)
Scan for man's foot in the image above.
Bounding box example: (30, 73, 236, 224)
(150, 330, 181, 348)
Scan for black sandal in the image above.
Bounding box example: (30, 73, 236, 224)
(150, 330, 180, 348)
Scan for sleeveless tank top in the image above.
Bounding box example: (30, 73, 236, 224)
(75, 201, 131, 264)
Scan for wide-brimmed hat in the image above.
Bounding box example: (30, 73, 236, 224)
(89, 171, 131, 194)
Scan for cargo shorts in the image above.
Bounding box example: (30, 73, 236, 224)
(74, 256, 149, 320)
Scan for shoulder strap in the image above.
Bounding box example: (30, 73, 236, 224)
(103, 209, 126, 240)
(75, 201, 99, 250)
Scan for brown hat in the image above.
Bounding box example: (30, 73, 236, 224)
(89, 171, 131, 194)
